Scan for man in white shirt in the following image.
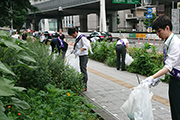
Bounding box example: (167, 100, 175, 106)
(142, 15, 180, 120)
(68, 27, 90, 91)
(12, 31, 20, 39)
(40, 33, 45, 43)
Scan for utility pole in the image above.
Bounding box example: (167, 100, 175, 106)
(100, 0, 107, 32)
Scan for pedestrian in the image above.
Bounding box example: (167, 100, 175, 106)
(68, 27, 91, 91)
(142, 15, 180, 120)
(9, 29, 12, 35)
(58, 29, 68, 59)
(50, 38, 61, 54)
(40, 32, 45, 43)
(12, 31, 20, 39)
(20, 30, 28, 41)
(57, 29, 65, 41)
(115, 35, 129, 71)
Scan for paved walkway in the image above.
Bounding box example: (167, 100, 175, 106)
(66, 43, 171, 120)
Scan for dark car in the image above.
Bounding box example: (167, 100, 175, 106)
(101, 32, 113, 42)
(87, 32, 112, 42)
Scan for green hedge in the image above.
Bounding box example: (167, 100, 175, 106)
(89, 41, 169, 82)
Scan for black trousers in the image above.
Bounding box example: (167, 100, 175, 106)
(115, 44, 126, 70)
(79, 55, 88, 89)
(169, 76, 180, 120)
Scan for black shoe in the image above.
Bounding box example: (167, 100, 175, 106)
(117, 68, 120, 70)
(121, 69, 126, 71)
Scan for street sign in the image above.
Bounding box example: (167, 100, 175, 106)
(146, 14, 153, 18)
(147, 7, 153, 14)
(148, 27, 152, 32)
(112, 0, 139, 4)
(112, 0, 126, 4)
(127, 0, 139, 4)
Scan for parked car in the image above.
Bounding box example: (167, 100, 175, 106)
(101, 32, 113, 42)
(87, 32, 112, 42)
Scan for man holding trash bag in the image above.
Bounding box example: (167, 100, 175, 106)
(115, 35, 129, 71)
(68, 27, 91, 91)
(142, 15, 180, 120)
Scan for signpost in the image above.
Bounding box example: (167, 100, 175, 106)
(112, 0, 139, 4)
(147, 7, 152, 32)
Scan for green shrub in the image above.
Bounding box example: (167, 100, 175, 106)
(127, 43, 163, 76)
(6, 84, 99, 120)
(89, 41, 109, 62)
(0, 30, 35, 120)
(13, 41, 84, 93)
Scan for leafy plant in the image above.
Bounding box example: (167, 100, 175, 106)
(0, 30, 36, 120)
(6, 84, 99, 120)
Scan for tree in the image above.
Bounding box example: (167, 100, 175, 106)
(143, 13, 157, 29)
(0, 0, 38, 30)
(117, 13, 120, 25)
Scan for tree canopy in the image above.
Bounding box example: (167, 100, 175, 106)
(0, 0, 38, 30)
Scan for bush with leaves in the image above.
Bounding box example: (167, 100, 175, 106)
(89, 41, 109, 62)
(127, 43, 163, 76)
(6, 84, 100, 120)
(0, 30, 36, 120)
(13, 40, 84, 93)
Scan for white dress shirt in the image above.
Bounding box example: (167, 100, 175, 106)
(164, 33, 180, 72)
(74, 32, 90, 56)
(116, 38, 129, 45)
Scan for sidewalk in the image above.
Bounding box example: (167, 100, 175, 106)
(66, 43, 171, 120)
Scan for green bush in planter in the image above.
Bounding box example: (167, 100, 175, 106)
(127, 43, 164, 76)
(89, 41, 109, 62)
(0, 30, 36, 120)
(105, 42, 117, 67)
(17, 41, 84, 93)
(6, 84, 99, 120)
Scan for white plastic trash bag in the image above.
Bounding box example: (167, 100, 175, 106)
(125, 53, 134, 66)
(67, 56, 81, 73)
(121, 83, 154, 120)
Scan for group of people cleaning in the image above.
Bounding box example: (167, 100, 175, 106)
(10, 14, 180, 119)
(68, 15, 180, 120)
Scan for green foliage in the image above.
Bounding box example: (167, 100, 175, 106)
(105, 42, 117, 67)
(12, 40, 84, 93)
(127, 43, 163, 76)
(6, 84, 99, 120)
(89, 41, 168, 81)
(143, 13, 157, 29)
(0, 0, 39, 29)
(89, 41, 109, 62)
(0, 30, 35, 120)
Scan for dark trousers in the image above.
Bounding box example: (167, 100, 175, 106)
(169, 76, 180, 120)
(115, 44, 126, 70)
(61, 51, 66, 59)
(79, 55, 88, 89)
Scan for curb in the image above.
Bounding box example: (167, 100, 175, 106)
(81, 93, 120, 120)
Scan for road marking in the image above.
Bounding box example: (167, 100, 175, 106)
(87, 67, 170, 107)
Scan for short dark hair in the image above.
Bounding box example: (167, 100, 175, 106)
(67, 27, 78, 35)
(152, 15, 172, 31)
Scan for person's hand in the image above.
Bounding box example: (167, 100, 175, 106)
(127, 49, 129, 53)
(141, 76, 160, 88)
(70, 49, 74, 54)
(152, 78, 160, 87)
(141, 76, 154, 88)
(75, 50, 81, 56)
